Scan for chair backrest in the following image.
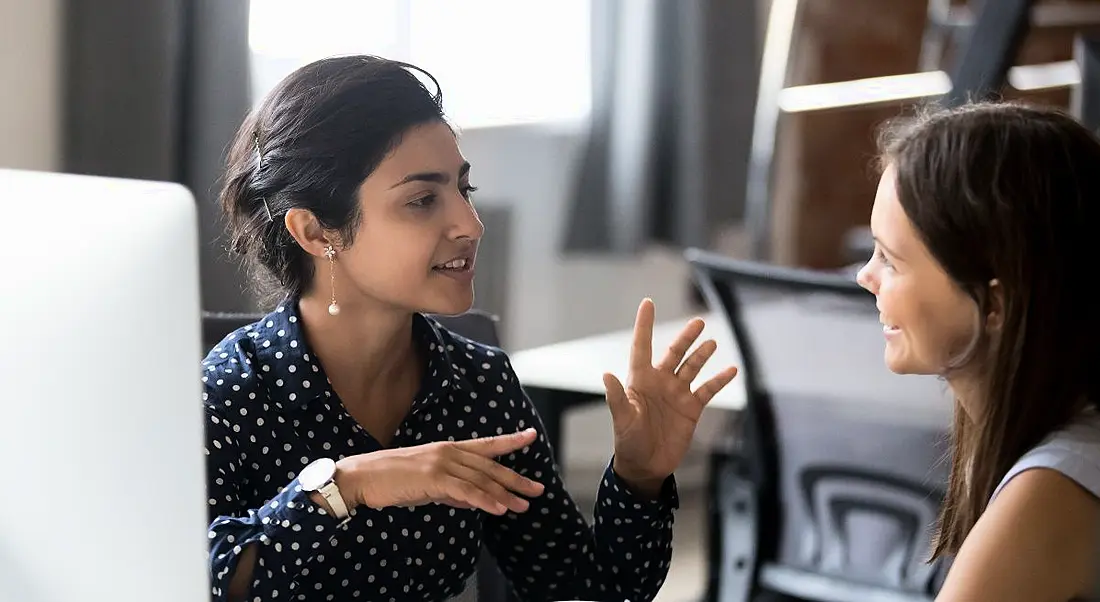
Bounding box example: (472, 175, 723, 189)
(431, 310, 502, 347)
(202, 311, 263, 351)
(685, 251, 870, 400)
(685, 249, 948, 601)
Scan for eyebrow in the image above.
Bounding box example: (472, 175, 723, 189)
(389, 162, 471, 189)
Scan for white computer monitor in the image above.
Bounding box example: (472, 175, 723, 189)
(0, 169, 208, 601)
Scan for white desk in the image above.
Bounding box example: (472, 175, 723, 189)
(512, 297, 952, 442)
(511, 311, 746, 408)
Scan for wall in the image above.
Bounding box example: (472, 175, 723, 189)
(0, 0, 60, 171)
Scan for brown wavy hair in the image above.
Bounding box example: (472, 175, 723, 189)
(877, 101, 1100, 558)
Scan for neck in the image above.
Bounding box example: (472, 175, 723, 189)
(297, 291, 419, 409)
(947, 370, 985, 423)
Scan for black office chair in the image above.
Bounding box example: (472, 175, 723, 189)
(201, 312, 263, 349)
(684, 249, 949, 602)
(201, 309, 513, 602)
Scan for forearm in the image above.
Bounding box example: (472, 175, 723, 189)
(208, 478, 348, 601)
(225, 544, 257, 602)
(612, 456, 667, 500)
(484, 383, 679, 601)
(586, 464, 677, 600)
(487, 457, 677, 602)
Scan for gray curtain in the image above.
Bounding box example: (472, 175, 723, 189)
(563, 0, 760, 253)
(62, 0, 253, 312)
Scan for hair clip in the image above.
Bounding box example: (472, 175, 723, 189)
(261, 197, 274, 222)
(253, 129, 273, 222)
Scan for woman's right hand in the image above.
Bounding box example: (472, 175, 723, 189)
(333, 428, 545, 515)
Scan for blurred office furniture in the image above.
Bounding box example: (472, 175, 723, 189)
(468, 203, 513, 341)
(1072, 32, 1100, 129)
(747, 0, 1100, 269)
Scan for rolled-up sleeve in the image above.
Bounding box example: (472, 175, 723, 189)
(205, 406, 354, 601)
(482, 358, 677, 602)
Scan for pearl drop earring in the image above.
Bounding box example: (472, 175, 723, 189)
(324, 244, 340, 316)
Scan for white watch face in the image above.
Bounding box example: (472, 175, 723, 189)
(298, 458, 337, 491)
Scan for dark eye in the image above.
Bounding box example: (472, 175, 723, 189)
(461, 184, 479, 200)
(874, 247, 893, 269)
(409, 194, 438, 209)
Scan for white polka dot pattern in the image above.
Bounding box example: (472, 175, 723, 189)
(203, 302, 677, 602)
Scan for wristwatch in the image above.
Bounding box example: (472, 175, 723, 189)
(299, 458, 352, 525)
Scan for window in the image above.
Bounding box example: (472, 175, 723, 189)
(248, 0, 592, 129)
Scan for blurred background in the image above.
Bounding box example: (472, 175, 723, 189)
(2, 1, 1095, 600)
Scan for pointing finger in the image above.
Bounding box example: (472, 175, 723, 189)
(455, 428, 538, 457)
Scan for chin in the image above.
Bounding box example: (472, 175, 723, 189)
(884, 354, 914, 375)
(882, 337, 914, 375)
(420, 292, 475, 317)
(884, 345, 937, 376)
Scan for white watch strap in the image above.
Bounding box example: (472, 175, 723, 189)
(318, 481, 351, 525)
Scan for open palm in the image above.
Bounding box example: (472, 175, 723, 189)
(604, 299, 739, 483)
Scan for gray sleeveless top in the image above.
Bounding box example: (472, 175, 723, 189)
(990, 411, 1100, 600)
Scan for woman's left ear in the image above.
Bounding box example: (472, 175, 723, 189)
(986, 278, 1005, 333)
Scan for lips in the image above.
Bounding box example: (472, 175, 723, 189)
(433, 257, 470, 271)
(431, 250, 476, 274)
(431, 241, 477, 278)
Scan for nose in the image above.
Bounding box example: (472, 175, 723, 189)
(856, 260, 877, 294)
(449, 193, 484, 242)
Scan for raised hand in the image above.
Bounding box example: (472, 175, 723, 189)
(603, 299, 739, 492)
(333, 428, 546, 515)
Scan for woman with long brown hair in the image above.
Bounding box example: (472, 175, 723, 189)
(858, 101, 1100, 600)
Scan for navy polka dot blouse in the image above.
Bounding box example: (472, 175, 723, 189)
(203, 300, 678, 602)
